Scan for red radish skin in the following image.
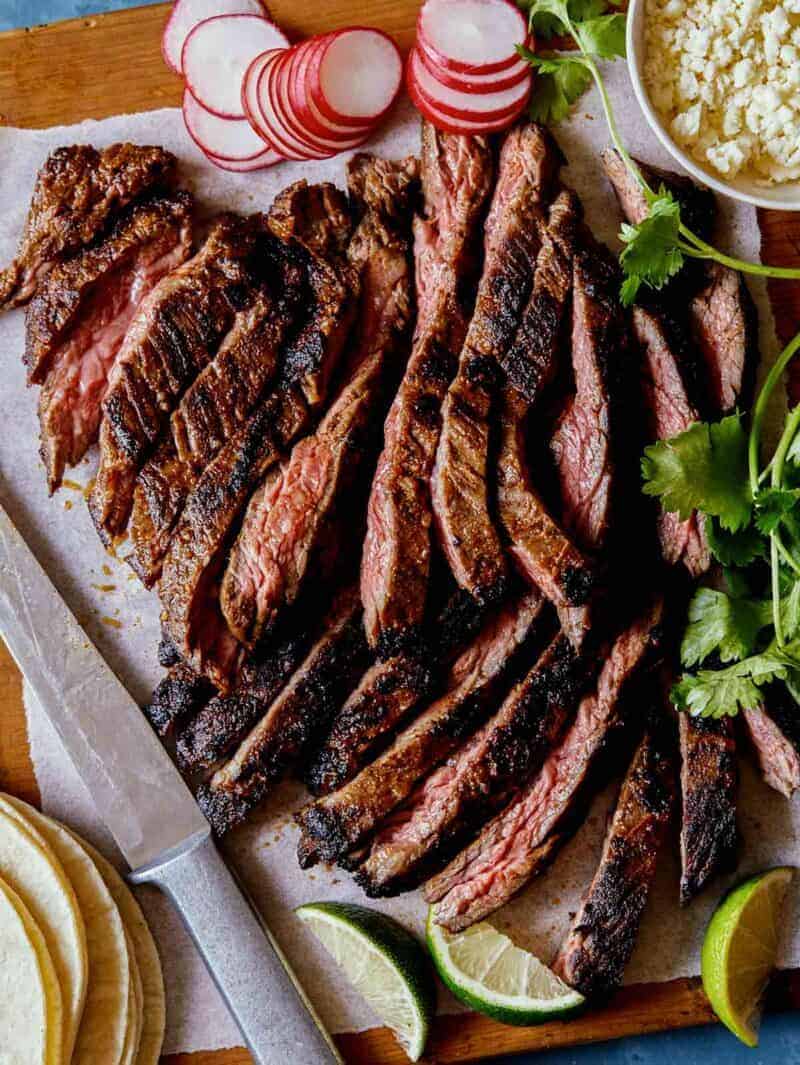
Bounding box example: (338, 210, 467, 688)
(417, 0, 528, 75)
(416, 33, 530, 93)
(205, 147, 283, 171)
(287, 39, 373, 142)
(242, 50, 291, 150)
(409, 46, 530, 122)
(183, 88, 267, 160)
(274, 50, 370, 155)
(162, 0, 268, 74)
(261, 49, 335, 160)
(248, 50, 329, 160)
(183, 13, 289, 118)
(407, 54, 528, 133)
(307, 28, 403, 128)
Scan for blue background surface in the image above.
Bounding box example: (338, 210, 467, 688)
(1, 1, 797, 1060)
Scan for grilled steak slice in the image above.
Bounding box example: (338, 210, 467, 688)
(431, 125, 563, 605)
(359, 630, 588, 897)
(28, 193, 193, 493)
(297, 591, 547, 863)
(634, 306, 711, 578)
(678, 712, 738, 903)
(197, 588, 368, 835)
(361, 123, 494, 656)
(0, 143, 177, 311)
(743, 684, 800, 799)
(220, 156, 417, 646)
(142, 662, 213, 738)
(426, 599, 664, 932)
(88, 214, 267, 545)
(159, 190, 357, 687)
(602, 150, 757, 416)
(175, 629, 309, 772)
(552, 719, 674, 998)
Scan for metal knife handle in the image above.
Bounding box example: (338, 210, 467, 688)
(129, 830, 342, 1065)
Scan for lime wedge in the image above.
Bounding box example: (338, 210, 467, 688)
(426, 908, 584, 1025)
(296, 902, 435, 1061)
(701, 866, 794, 1047)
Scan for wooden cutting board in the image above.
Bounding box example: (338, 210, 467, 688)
(1, 4, 799, 1063)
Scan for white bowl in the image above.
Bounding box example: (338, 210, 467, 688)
(626, 0, 800, 211)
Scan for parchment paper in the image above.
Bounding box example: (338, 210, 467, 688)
(2, 60, 797, 1055)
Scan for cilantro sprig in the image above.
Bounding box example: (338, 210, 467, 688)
(517, 0, 800, 305)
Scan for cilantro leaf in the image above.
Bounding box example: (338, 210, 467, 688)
(619, 194, 685, 305)
(525, 55, 593, 124)
(784, 580, 800, 641)
(706, 517, 767, 567)
(672, 644, 800, 717)
(574, 12, 626, 57)
(641, 414, 752, 532)
(523, 0, 570, 36)
(680, 587, 772, 668)
(754, 487, 800, 534)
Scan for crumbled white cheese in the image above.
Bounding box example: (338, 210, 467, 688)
(644, 0, 800, 183)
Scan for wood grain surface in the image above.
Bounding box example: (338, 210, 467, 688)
(0, 2, 798, 1063)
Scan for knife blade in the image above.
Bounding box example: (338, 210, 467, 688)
(0, 504, 340, 1065)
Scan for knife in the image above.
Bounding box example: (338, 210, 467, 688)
(0, 505, 341, 1065)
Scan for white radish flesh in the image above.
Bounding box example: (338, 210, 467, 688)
(250, 50, 329, 160)
(416, 34, 530, 93)
(409, 46, 530, 120)
(311, 29, 402, 124)
(183, 88, 268, 159)
(162, 0, 267, 74)
(205, 147, 283, 170)
(275, 51, 369, 154)
(407, 54, 528, 133)
(418, 0, 527, 74)
(183, 14, 289, 118)
(288, 39, 373, 141)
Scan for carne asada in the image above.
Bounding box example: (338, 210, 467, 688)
(431, 124, 563, 606)
(358, 629, 588, 897)
(142, 661, 213, 738)
(220, 155, 417, 646)
(296, 590, 547, 863)
(552, 716, 674, 998)
(1, 143, 177, 311)
(27, 192, 193, 493)
(198, 587, 369, 835)
(426, 598, 664, 932)
(743, 684, 800, 799)
(361, 123, 494, 657)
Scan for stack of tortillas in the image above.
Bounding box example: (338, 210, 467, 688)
(0, 792, 165, 1064)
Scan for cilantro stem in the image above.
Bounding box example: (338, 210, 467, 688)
(679, 233, 800, 280)
(749, 332, 800, 492)
(772, 536, 784, 645)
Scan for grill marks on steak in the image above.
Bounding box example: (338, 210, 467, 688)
(552, 719, 674, 997)
(431, 125, 563, 607)
(1, 144, 177, 311)
(743, 684, 800, 799)
(427, 598, 664, 932)
(88, 214, 267, 545)
(142, 662, 213, 738)
(197, 587, 369, 835)
(678, 712, 738, 902)
(296, 591, 547, 866)
(26, 193, 194, 493)
(361, 124, 494, 656)
(220, 156, 417, 647)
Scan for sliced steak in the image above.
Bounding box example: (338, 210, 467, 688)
(678, 711, 738, 903)
(426, 598, 664, 932)
(297, 591, 547, 863)
(88, 214, 267, 545)
(28, 193, 193, 493)
(360, 630, 589, 897)
(197, 588, 369, 835)
(128, 249, 304, 586)
(601, 149, 715, 240)
(634, 305, 711, 578)
(552, 718, 674, 998)
(431, 125, 563, 605)
(361, 123, 494, 657)
(142, 662, 213, 738)
(220, 155, 417, 646)
(743, 684, 800, 799)
(1, 143, 177, 311)
(175, 629, 309, 773)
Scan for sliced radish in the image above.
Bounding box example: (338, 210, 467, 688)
(407, 53, 528, 134)
(205, 146, 283, 170)
(416, 32, 530, 93)
(287, 38, 373, 143)
(183, 88, 268, 160)
(274, 50, 370, 155)
(183, 14, 289, 118)
(243, 50, 302, 158)
(409, 46, 530, 122)
(162, 0, 268, 74)
(417, 0, 527, 75)
(307, 28, 402, 127)
(260, 49, 334, 160)
(243, 50, 326, 160)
